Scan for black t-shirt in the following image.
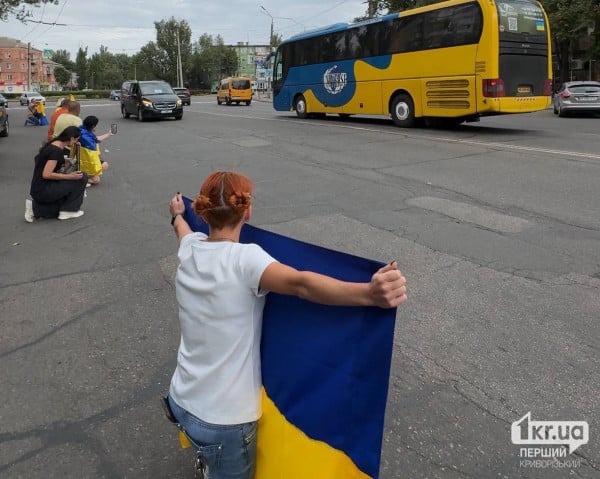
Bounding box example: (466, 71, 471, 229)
(30, 144, 65, 195)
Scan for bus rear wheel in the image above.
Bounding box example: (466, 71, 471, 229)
(295, 95, 308, 119)
(391, 94, 415, 128)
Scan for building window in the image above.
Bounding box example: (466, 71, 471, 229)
(7, 74, 13, 80)
(6, 63, 11, 69)
(5, 52, 11, 59)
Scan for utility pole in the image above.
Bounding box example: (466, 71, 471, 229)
(176, 29, 183, 87)
(27, 42, 31, 90)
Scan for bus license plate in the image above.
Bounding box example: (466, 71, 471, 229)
(518, 86, 532, 94)
(161, 109, 172, 114)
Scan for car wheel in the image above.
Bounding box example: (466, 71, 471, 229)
(217, 97, 222, 105)
(137, 106, 145, 122)
(246, 100, 251, 106)
(122, 105, 130, 119)
(0, 119, 8, 137)
(175, 113, 183, 120)
(390, 93, 416, 128)
(553, 102, 558, 114)
(295, 94, 308, 119)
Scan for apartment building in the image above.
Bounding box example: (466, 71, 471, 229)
(229, 43, 272, 89)
(0, 37, 60, 94)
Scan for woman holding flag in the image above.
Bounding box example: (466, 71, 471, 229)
(166, 171, 408, 479)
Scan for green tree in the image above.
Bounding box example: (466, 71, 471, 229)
(53, 65, 70, 87)
(154, 17, 193, 86)
(271, 33, 283, 48)
(74, 47, 88, 90)
(50, 49, 74, 71)
(88, 45, 123, 89)
(191, 34, 239, 89)
(0, 0, 57, 21)
(136, 41, 169, 80)
(541, 0, 600, 83)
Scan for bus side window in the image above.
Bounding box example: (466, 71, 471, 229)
(275, 60, 283, 80)
(320, 36, 335, 63)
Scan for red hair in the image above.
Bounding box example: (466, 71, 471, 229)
(192, 171, 253, 228)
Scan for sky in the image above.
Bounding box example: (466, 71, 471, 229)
(1, 0, 368, 59)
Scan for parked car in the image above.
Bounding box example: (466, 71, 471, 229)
(120, 80, 183, 121)
(0, 100, 8, 138)
(173, 87, 191, 106)
(217, 77, 252, 106)
(109, 90, 121, 101)
(0, 93, 8, 108)
(19, 91, 46, 106)
(553, 81, 600, 117)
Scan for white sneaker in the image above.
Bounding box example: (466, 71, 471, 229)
(58, 210, 84, 220)
(24, 199, 34, 223)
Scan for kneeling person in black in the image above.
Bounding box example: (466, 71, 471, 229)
(26, 126, 88, 222)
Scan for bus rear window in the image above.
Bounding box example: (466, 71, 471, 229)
(497, 0, 546, 36)
(232, 80, 250, 89)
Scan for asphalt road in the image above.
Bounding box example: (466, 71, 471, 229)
(1, 97, 599, 479)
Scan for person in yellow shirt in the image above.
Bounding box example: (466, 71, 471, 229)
(53, 101, 82, 137)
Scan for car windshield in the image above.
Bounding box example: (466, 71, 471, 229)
(140, 82, 173, 95)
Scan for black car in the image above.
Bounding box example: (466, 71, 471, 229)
(120, 80, 183, 121)
(173, 87, 191, 106)
(0, 100, 8, 138)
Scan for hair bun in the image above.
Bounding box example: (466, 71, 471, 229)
(228, 192, 251, 210)
(192, 194, 212, 214)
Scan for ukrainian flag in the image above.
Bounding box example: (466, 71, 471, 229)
(184, 198, 396, 479)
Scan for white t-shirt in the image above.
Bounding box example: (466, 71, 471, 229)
(169, 232, 277, 425)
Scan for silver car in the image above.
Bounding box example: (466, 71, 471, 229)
(19, 91, 46, 106)
(553, 81, 600, 117)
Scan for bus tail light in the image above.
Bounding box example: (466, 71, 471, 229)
(543, 79, 553, 96)
(483, 78, 505, 97)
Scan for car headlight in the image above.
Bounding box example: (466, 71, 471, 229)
(142, 99, 153, 108)
(176, 99, 182, 106)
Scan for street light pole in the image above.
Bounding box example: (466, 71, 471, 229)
(260, 6, 274, 51)
(176, 29, 183, 87)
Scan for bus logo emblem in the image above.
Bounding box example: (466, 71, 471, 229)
(323, 66, 347, 95)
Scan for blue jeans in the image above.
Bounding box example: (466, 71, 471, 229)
(168, 396, 257, 479)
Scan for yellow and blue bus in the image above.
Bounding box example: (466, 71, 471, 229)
(272, 0, 552, 127)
